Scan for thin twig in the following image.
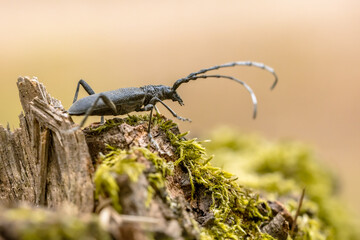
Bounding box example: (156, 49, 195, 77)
(291, 188, 306, 236)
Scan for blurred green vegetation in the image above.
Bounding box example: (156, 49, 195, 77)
(205, 127, 360, 240)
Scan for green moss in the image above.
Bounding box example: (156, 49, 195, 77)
(138, 147, 174, 207)
(94, 144, 173, 212)
(205, 127, 360, 240)
(92, 115, 277, 239)
(137, 147, 174, 177)
(94, 146, 146, 212)
(146, 172, 165, 207)
(93, 115, 360, 239)
(89, 118, 123, 133)
(1, 207, 110, 240)
(154, 117, 274, 240)
(89, 114, 151, 133)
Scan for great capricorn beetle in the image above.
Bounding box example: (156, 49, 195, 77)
(68, 61, 278, 149)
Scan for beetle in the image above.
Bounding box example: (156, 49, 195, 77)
(68, 61, 278, 148)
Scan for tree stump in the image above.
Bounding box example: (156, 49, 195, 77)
(0, 77, 292, 240)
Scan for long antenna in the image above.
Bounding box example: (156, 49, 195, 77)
(172, 61, 278, 91)
(173, 74, 258, 119)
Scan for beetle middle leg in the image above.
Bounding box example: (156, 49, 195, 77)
(154, 105, 160, 114)
(72, 79, 105, 124)
(76, 93, 117, 129)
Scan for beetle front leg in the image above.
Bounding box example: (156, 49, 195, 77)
(147, 98, 192, 122)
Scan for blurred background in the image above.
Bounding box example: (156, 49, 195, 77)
(0, 0, 359, 218)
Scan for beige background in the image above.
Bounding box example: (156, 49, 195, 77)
(1, 1, 359, 218)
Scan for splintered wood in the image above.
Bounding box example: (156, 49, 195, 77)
(0, 77, 94, 212)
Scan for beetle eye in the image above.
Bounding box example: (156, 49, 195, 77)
(171, 92, 183, 105)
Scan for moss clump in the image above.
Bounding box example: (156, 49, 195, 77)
(137, 147, 174, 177)
(205, 127, 360, 240)
(93, 114, 276, 239)
(0, 207, 110, 240)
(88, 113, 180, 135)
(95, 114, 358, 239)
(137, 147, 174, 208)
(155, 117, 274, 240)
(94, 144, 173, 212)
(94, 146, 146, 212)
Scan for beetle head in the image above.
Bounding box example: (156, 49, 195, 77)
(170, 90, 184, 106)
(160, 86, 184, 105)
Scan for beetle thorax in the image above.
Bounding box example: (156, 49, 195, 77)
(141, 85, 170, 100)
(141, 85, 183, 105)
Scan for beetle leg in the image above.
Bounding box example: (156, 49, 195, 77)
(138, 105, 160, 114)
(142, 100, 187, 151)
(154, 105, 160, 114)
(72, 79, 104, 124)
(149, 98, 191, 122)
(73, 79, 95, 103)
(78, 93, 117, 128)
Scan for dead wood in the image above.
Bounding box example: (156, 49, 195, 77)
(0, 77, 93, 212)
(0, 77, 292, 240)
(0, 77, 201, 239)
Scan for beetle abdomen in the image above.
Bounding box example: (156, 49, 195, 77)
(68, 87, 146, 116)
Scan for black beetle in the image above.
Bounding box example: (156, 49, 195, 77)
(69, 61, 277, 148)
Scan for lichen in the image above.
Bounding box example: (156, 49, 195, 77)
(205, 127, 360, 240)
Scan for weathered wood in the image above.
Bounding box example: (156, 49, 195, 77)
(0, 77, 296, 240)
(0, 77, 94, 212)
